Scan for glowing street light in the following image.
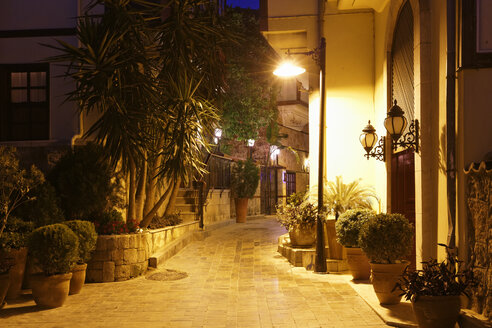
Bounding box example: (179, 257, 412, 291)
(273, 61, 306, 77)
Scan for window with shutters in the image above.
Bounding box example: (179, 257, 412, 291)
(0, 64, 49, 141)
(391, 1, 414, 131)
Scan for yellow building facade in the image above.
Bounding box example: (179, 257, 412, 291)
(262, 0, 492, 318)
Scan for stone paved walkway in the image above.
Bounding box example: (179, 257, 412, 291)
(1, 216, 387, 328)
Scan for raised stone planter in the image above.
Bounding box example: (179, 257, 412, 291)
(87, 221, 200, 282)
(86, 233, 151, 282)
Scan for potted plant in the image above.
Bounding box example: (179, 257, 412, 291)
(0, 257, 14, 309)
(335, 209, 375, 280)
(230, 158, 259, 223)
(396, 244, 477, 328)
(0, 218, 34, 300)
(0, 147, 43, 300)
(323, 176, 377, 259)
(63, 220, 98, 295)
(28, 224, 79, 308)
(277, 195, 317, 247)
(358, 213, 414, 304)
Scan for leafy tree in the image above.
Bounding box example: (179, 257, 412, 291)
(0, 147, 44, 236)
(47, 0, 232, 227)
(219, 8, 279, 143)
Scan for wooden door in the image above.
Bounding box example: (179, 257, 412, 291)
(260, 167, 278, 214)
(391, 149, 416, 269)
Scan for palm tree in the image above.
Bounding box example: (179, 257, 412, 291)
(47, 0, 232, 227)
(323, 176, 378, 219)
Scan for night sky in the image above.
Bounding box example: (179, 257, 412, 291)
(227, 0, 259, 10)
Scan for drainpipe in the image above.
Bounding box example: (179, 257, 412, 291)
(446, 0, 456, 249)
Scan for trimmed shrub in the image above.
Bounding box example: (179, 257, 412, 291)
(359, 213, 414, 264)
(63, 220, 98, 263)
(28, 224, 79, 275)
(335, 209, 375, 248)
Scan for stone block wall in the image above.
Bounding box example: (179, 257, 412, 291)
(465, 161, 491, 319)
(204, 189, 231, 225)
(87, 233, 151, 282)
(86, 222, 202, 282)
(148, 222, 198, 255)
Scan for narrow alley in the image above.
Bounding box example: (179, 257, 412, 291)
(1, 217, 387, 328)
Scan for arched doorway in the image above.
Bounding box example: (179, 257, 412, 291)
(390, 1, 416, 269)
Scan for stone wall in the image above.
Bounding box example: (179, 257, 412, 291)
(204, 189, 231, 225)
(87, 222, 200, 282)
(86, 233, 150, 282)
(465, 161, 492, 319)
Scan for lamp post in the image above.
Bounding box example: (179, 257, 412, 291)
(273, 38, 327, 273)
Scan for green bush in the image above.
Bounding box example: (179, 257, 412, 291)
(48, 143, 123, 219)
(0, 146, 44, 239)
(13, 182, 65, 227)
(335, 209, 375, 247)
(286, 191, 306, 207)
(63, 220, 98, 263)
(28, 224, 79, 275)
(91, 210, 139, 235)
(276, 202, 317, 230)
(230, 159, 259, 199)
(0, 217, 35, 251)
(359, 213, 414, 264)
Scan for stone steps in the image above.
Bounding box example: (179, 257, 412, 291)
(277, 234, 348, 273)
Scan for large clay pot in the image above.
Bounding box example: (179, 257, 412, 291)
(6, 247, 28, 300)
(235, 198, 249, 223)
(0, 273, 10, 309)
(412, 295, 461, 328)
(325, 220, 345, 259)
(31, 272, 73, 308)
(345, 247, 371, 280)
(69, 263, 87, 295)
(289, 224, 315, 247)
(370, 261, 409, 305)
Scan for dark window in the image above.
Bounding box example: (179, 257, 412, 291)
(285, 171, 296, 198)
(0, 63, 49, 141)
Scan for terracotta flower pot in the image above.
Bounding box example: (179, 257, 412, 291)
(289, 224, 315, 247)
(69, 263, 87, 295)
(235, 198, 249, 223)
(345, 247, 371, 280)
(325, 220, 345, 259)
(370, 261, 409, 305)
(412, 295, 461, 328)
(31, 272, 73, 308)
(0, 273, 10, 309)
(6, 247, 28, 300)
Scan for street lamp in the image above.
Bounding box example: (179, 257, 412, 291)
(247, 139, 255, 159)
(273, 38, 327, 273)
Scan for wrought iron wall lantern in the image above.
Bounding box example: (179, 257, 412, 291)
(360, 121, 385, 161)
(360, 100, 420, 161)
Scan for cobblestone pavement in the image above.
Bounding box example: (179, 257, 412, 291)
(1, 216, 387, 328)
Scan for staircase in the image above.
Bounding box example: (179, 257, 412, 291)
(175, 188, 199, 223)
